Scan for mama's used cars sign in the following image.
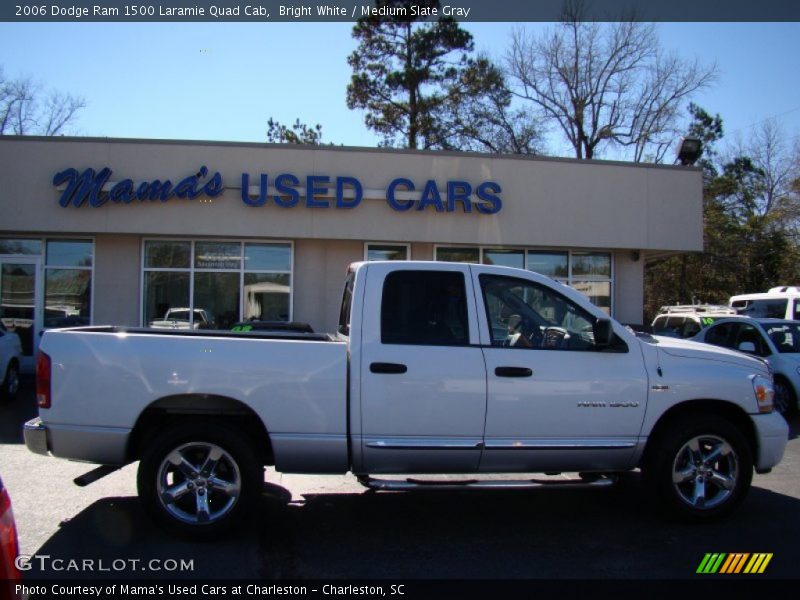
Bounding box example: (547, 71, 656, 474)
(53, 166, 503, 215)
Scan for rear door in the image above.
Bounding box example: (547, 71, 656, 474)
(358, 263, 487, 473)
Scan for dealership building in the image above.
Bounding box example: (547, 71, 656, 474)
(0, 136, 702, 368)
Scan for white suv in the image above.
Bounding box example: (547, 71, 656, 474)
(729, 286, 800, 320)
(651, 305, 738, 339)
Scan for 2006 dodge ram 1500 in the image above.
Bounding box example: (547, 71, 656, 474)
(25, 261, 789, 536)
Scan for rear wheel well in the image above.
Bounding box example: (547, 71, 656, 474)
(641, 400, 757, 468)
(127, 395, 273, 466)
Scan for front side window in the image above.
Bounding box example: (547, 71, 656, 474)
(734, 323, 770, 356)
(381, 270, 468, 346)
(480, 275, 597, 351)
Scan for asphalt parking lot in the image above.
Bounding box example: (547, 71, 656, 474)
(1, 376, 799, 581)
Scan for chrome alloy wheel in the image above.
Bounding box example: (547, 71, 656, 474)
(671, 435, 739, 510)
(156, 442, 242, 525)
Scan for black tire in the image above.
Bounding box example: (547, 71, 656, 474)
(773, 378, 798, 419)
(137, 421, 263, 539)
(0, 361, 20, 402)
(644, 415, 753, 521)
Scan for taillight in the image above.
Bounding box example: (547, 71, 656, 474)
(36, 351, 51, 409)
(0, 485, 21, 581)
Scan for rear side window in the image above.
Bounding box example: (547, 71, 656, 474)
(381, 271, 469, 346)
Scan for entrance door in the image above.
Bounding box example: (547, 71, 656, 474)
(0, 258, 42, 371)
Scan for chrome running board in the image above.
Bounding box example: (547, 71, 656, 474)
(357, 474, 618, 491)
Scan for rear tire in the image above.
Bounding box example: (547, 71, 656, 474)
(645, 415, 752, 521)
(137, 421, 262, 539)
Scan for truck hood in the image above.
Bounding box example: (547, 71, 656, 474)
(643, 335, 769, 374)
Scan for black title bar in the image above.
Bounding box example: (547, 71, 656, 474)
(2, 0, 799, 22)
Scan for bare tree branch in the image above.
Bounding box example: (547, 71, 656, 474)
(505, 5, 716, 161)
(0, 66, 85, 136)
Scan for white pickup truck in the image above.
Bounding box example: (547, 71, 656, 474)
(25, 262, 788, 537)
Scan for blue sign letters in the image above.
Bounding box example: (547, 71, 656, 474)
(55, 167, 502, 215)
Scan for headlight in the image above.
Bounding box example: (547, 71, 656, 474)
(752, 375, 775, 413)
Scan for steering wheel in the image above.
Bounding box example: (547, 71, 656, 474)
(542, 326, 569, 349)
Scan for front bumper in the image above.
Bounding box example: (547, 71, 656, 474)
(24, 417, 49, 456)
(751, 411, 789, 471)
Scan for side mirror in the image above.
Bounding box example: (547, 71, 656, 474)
(738, 341, 756, 353)
(593, 318, 614, 347)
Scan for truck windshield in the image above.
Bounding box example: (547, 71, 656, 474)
(337, 271, 354, 337)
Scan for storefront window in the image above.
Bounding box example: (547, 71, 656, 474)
(244, 273, 290, 321)
(245, 243, 291, 271)
(572, 252, 611, 278)
(0, 239, 42, 255)
(46, 240, 93, 267)
(435, 247, 480, 263)
(142, 240, 292, 329)
(527, 251, 569, 279)
(145, 241, 190, 269)
(435, 246, 613, 314)
(195, 242, 241, 270)
(365, 244, 409, 261)
(483, 248, 524, 269)
(44, 240, 93, 327)
(570, 281, 612, 314)
(144, 272, 190, 326)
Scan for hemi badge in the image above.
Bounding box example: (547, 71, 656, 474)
(651, 385, 670, 391)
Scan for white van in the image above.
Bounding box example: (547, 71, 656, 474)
(729, 286, 800, 320)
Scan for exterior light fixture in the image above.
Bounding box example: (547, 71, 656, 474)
(677, 137, 702, 166)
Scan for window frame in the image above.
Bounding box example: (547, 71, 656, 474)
(140, 238, 294, 328)
(1, 236, 96, 329)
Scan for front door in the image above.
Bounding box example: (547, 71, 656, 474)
(358, 263, 487, 474)
(0, 258, 42, 371)
(474, 271, 648, 473)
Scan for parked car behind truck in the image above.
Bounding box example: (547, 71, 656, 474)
(730, 286, 800, 320)
(691, 316, 800, 417)
(25, 262, 788, 537)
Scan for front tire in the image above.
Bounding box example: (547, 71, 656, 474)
(773, 378, 798, 419)
(137, 422, 262, 539)
(645, 415, 753, 521)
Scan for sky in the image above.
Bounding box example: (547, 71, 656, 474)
(0, 21, 799, 159)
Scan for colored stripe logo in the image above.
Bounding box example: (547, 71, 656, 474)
(697, 553, 773, 574)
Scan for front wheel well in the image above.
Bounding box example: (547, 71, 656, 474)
(641, 399, 757, 468)
(127, 394, 273, 466)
